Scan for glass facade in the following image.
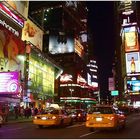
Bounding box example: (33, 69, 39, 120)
(28, 53, 55, 99)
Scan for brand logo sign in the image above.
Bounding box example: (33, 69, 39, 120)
(0, 12, 22, 37)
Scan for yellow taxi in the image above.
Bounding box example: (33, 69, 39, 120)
(33, 107, 73, 128)
(86, 105, 126, 131)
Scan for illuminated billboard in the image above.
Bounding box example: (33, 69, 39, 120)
(75, 39, 84, 57)
(123, 26, 139, 52)
(125, 52, 140, 75)
(127, 80, 140, 92)
(0, 71, 19, 94)
(49, 33, 74, 54)
(60, 74, 73, 83)
(0, 25, 25, 76)
(22, 18, 43, 51)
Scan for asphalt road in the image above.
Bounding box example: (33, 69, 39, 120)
(0, 113, 140, 139)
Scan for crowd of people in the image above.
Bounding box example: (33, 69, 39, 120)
(0, 105, 44, 122)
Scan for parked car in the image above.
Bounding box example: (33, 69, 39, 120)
(33, 107, 73, 128)
(86, 105, 126, 132)
(70, 109, 87, 122)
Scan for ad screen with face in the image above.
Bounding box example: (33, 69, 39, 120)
(125, 52, 140, 75)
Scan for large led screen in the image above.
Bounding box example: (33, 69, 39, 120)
(0, 71, 19, 94)
(125, 52, 140, 75)
(0, 26, 25, 77)
(49, 34, 74, 54)
(123, 26, 139, 52)
(127, 80, 140, 92)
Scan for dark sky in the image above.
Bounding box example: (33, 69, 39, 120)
(87, 2, 115, 98)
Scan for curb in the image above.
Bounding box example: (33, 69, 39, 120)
(4, 119, 33, 124)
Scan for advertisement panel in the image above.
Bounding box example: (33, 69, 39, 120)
(22, 18, 43, 51)
(75, 39, 84, 57)
(108, 77, 115, 91)
(127, 80, 140, 93)
(49, 33, 74, 54)
(123, 26, 139, 52)
(3, 1, 29, 19)
(0, 71, 19, 94)
(0, 25, 25, 76)
(125, 52, 140, 75)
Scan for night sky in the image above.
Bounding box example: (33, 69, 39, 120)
(87, 2, 115, 98)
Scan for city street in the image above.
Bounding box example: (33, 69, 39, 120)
(0, 113, 140, 139)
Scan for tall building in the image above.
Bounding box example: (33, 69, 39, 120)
(0, 1, 62, 108)
(115, 1, 140, 107)
(28, 1, 98, 108)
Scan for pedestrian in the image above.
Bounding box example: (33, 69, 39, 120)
(34, 108, 38, 115)
(14, 106, 19, 119)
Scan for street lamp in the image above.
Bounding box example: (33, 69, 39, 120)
(69, 88, 74, 99)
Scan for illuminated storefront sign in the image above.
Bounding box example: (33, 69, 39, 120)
(60, 74, 73, 83)
(0, 71, 19, 94)
(125, 52, 140, 75)
(77, 74, 87, 85)
(123, 26, 139, 52)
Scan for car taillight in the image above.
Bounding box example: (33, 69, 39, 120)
(52, 116, 56, 120)
(86, 116, 90, 121)
(107, 116, 114, 120)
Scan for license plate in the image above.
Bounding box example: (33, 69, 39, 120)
(96, 117, 102, 121)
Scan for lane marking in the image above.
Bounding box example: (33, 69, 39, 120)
(79, 130, 99, 138)
(67, 123, 85, 128)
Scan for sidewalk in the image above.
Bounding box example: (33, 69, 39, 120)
(4, 116, 33, 124)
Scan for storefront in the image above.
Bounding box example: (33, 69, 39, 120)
(23, 44, 63, 108)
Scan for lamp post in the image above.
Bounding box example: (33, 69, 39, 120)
(69, 88, 74, 99)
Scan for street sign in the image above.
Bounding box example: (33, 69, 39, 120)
(111, 90, 119, 96)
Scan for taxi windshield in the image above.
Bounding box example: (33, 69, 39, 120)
(88, 107, 114, 114)
(41, 107, 59, 115)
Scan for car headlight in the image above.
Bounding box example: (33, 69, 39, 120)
(34, 116, 37, 119)
(41, 117, 47, 120)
